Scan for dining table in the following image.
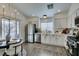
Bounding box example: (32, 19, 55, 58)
(0, 39, 24, 56)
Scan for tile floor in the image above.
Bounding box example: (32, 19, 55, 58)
(23, 43, 67, 56)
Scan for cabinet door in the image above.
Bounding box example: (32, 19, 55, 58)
(45, 35, 49, 44)
(54, 19, 60, 28)
(67, 16, 72, 28)
(60, 19, 67, 28)
(76, 9, 79, 16)
(71, 12, 76, 28)
(54, 19, 62, 28)
(56, 36, 65, 47)
(50, 35, 56, 45)
(44, 34, 50, 44)
(55, 35, 59, 46)
(41, 34, 46, 44)
(47, 34, 52, 45)
(54, 18, 67, 29)
(59, 36, 65, 46)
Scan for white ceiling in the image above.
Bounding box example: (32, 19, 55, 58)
(12, 3, 71, 18)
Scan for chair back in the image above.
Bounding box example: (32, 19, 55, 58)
(6, 34, 10, 49)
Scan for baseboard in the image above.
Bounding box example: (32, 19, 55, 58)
(41, 43, 65, 48)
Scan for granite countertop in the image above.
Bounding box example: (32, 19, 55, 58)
(41, 33, 68, 36)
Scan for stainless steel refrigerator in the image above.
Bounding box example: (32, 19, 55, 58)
(25, 24, 36, 43)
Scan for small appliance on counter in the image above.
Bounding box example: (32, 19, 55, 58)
(62, 28, 70, 34)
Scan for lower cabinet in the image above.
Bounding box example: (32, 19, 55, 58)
(41, 34, 46, 44)
(55, 36, 65, 46)
(50, 35, 56, 45)
(41, 34, 66, 47)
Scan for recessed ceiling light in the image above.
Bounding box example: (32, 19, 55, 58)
(57, 9, 61, 12)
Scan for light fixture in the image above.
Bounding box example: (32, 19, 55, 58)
(57, 9, 61, 13)
(43, 15, 47, 18)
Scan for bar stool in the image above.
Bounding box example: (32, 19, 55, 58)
(7, 39, 24, 56)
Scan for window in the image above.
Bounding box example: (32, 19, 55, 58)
(40, 18, 54, 33)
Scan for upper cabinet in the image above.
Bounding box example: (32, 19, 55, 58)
(67, 8, 79, 28)
(76, 8, 79, 16)
(71, 12, 76, 28)
(54, 18, 67, 29)
(67, 9, 79, 28)
(54, 12, 68, 30)
(67, 15, 72, 28)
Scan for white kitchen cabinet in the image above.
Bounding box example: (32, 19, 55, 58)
(47, 35, 51, 44)
(71, 12, 76, 28)
(55, 35, 65, 46)
(41, 34, 46, 44)
(50, 35, 56, 45)
(43, 34, 53, 45)
(45, 35, 49, 44)
(67, 16, 72, 28)
(41, 33, 66, 47)
(54, 18, 67, 29)
(67, 10, 77, 28)
(76, 9, 79, 16)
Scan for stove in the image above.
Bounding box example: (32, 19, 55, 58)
(67, 36, 79, 56)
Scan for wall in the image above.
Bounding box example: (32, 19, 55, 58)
(68, 3, 79, 16)
(19, 17, 28, 41)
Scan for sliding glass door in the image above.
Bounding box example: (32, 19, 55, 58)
(2, 18, 20, 40)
